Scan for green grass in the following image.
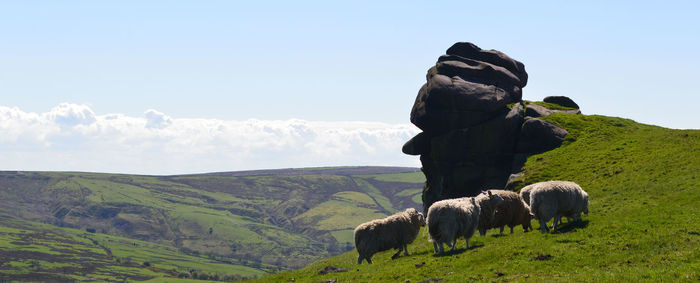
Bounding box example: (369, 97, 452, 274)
(353, 178, 396, 213)
(333, 191, 379, 206)
(329, 230, 355, 245)
(251, 113, 700, 282)
(526, 101, 577, 110)
(395, 188, 422, 197)
(295, 200, 385, 231)
(356, 171, 426, 183)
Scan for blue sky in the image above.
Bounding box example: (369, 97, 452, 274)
(1, 1, 698, 174)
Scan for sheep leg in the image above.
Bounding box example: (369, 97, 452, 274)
(450, 239, 456, 251)
(357, 256, 363, 264)
(499, 226, 505, 234)
(510, 225, 514, 234)
(539, 219, 549, 233)
(403, 244, 409, 256)
(552, 215, 560, 231)
(434, 241, 446, 254)
(391, 247, 403, 259)
(366, 257, 373, 264)
(465, 238, 470, 249)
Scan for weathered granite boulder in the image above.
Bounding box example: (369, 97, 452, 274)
(524, 103, 554, 117)
(515, 117, 569, 154)
(543, 96, 579, 109)
(446, 42, 528, 85)
(404, 42, 575, 212)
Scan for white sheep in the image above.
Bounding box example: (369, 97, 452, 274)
(486, 190, 534, 234)
(529, 181, 589, 233)
(354, 208, 426, 264)
(427, 191, 504, 253)
(521, 182, 575, 226)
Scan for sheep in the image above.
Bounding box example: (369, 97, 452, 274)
(486, 190, 534, 234)
(426, 197, 476, 254)
(521, 182, 575, 227)
(354, 208, 426, 264)
(427, 190, 504, 254)
(529, 181, 589, 233)
(476, 190, 508, 236)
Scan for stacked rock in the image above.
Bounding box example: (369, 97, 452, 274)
(403, 42, 570, 212)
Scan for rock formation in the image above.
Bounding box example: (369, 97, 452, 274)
(403, 42, 577, 212)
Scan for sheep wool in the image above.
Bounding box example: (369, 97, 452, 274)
(487, 190, 534, 234)
(427, 191, 504, 254)
(354, 208, 425, 264)
(529, 181, 589, 233)
(519, 183, 537, 207)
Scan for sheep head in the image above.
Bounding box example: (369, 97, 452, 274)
(406, 208, 426, 227)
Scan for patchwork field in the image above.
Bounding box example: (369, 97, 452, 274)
(0, 167, 424, 281)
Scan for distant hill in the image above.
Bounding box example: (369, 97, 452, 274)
(254, 113, 700, 282)
(0, 166, 424, 281)
(202, 166, 420, 177)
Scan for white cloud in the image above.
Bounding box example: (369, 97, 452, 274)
(48, 103, 96, 126)
(0, 103, 421, 175)
(144, 109, 172, 129)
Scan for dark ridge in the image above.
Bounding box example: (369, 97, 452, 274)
(197, 166, 421, 177)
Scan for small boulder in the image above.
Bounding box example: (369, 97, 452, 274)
(524, 103, 553, 117)
(543, 96, 579, 109)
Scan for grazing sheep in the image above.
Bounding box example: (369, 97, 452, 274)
(521, 183, 575, 226)
(427, 191, 504, 253)
(529, 181, 589, 233)
(519, 183, 537, 207)
(354, 208, 426, 264)
(476, 190, 508, 236)
(487, 190, 534, 234)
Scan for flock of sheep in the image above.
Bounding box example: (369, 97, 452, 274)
(353, 180, 589, 264)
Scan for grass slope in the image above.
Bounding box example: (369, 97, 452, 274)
(253, 114, 700, 282)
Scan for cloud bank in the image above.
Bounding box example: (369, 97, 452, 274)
(0, 103, 421, 175)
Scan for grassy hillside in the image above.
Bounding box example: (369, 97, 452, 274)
(0, 216, 264, 281)
(253, 114, 700, 282)
(0, 167, 425, 281)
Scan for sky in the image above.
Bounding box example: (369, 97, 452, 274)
(1, 1, 698, 175)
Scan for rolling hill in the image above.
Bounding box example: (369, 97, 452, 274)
(0, 166, 425, 281)
(2, 111, 698, 282)
(252, 113, 700, 282)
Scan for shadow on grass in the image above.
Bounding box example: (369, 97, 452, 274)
(554, 220, 590, 234)
(411, 250, 434, 256)
(489, 233, 508, 238)
(431, 242, 483, 257)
